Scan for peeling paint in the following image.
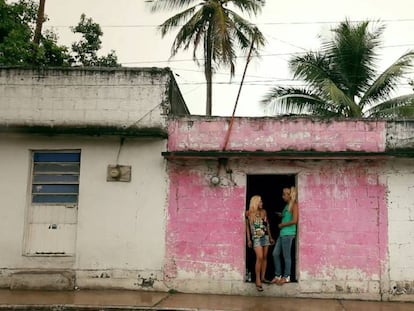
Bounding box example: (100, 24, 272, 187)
(163, 118, 401, 299)
(135, 273, 156, 288)
(167, 118, 387, 153)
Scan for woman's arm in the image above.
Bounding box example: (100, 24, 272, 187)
(246, 218, 252, 248)
(278, 202, 298, 228)
(263, 210, 274, 243)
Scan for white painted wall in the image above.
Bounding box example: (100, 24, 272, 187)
(385, 159, 414, 290)
(0, 67, 184, 290)
(0, 134, 168, 289)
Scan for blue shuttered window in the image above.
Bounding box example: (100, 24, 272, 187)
(31, 151, 81, 204)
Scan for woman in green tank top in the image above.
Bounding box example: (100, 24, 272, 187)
(271, 187, 298, 285)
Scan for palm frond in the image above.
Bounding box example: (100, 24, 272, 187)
(290, 52, 331, 87)
(360, 50, 414, 108)
(289, 52, 361, 116)
(365, 94, 414, 118)
(158, 5, 199, 37)
(150, 0, 197, 12)
(210, 2, 235, 66)
(224, 0, 265, 16)
(324, 20, 384, 98)
(368, 105, 414, 119)
(164, 8, 206, 58)
(208, 5, 265, 76)
(153, 0, 265, 115)
(262, 19, 414, 119)
(261, 86, 327, 115)
(227, 10, 265, 50)
(320, 79, 361, 117)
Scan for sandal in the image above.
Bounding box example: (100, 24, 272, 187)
(270, 276, 282, 284)
(278, 276, 290, 285)
(261, 279, 271, 284)
(256, 284, 264, 292)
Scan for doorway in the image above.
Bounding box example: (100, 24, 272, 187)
(245, 174, 297, 282)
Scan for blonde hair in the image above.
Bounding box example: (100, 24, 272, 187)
(288, 186, 297, 212)
(248, 195, 261, 223)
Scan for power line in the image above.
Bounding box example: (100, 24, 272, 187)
(120, 43, 414, 65)
(45, 18, 414, 29)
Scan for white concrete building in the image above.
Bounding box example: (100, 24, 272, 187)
(0, 67, 188, 290)
(383, 122, 414, 301)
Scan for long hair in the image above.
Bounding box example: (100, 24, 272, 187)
(248, 195, 261, 223)
(288, 186, 297, 212)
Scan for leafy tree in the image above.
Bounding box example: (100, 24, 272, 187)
(151, 0, 265, 116)
(0, 0, 119, 67)
(71, 13, 119, 67)
(0, 0, 71, 66)
(261, 20, 414, 119)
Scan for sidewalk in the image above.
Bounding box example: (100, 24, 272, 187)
(0, 289, 413, 311)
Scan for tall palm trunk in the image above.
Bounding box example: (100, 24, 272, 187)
(154, 0, 265, 116)
(205, 24, 213, 116)
(33, 0, 46, 45)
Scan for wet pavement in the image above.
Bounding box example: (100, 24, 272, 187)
(0, 289, 413, 311)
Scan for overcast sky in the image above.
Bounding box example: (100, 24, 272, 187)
(42, 0, 414, 116)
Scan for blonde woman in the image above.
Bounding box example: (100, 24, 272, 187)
(246, 195, 274, 291)
(271, 186, 298, 285)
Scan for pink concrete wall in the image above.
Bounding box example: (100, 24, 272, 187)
(298, 161, 388, 278)
(164, 160, 388, 283)
(164, 118, 389, 286)
(164, 162, 246, 280)
(168, 117, 386, 152)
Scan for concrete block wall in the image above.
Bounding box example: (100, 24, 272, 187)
(164, 158, 386, 300)
(0, 68, 172, 128)
(0, 134, 169, 291)
(384, 159, 414, 301)
(386, 121, 414, 150)
(298, 160, 387, 299)
(164, 160, 246, 285)
(164, 117, 414, 301)
(168, 117, 386, 152)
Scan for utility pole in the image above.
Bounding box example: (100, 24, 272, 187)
(33, 0, 46, 45)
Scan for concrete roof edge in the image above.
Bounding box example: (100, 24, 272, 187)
(0, 123, 167, 138)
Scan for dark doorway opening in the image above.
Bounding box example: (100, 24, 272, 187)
(245, 174, 297, 283)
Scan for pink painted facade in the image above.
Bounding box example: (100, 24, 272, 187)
(299, 161, 388, 278)
(165, 165, 246, 280)
(168, 117, 386, 152)
(163, 117, 391, 299)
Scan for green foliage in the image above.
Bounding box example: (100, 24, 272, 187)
(262, 20, 414, 119)
(71, 13, 119, 67)
(151, 0, 265, 115)
(1, 0, 34, 64)
(0, 0, 119, 67)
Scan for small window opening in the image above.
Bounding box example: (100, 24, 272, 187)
(245, 174, 297, 283)
(31, 151, 80, 204)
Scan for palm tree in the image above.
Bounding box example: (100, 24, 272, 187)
(151, 0, 265, 116)
(33, 0, 46, 45)
(261, 20, 414, 118)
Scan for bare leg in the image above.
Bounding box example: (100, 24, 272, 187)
(261, 246, 269, 281)
(254, 246, 264, 286)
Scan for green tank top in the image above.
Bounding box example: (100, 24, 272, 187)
(280, 204, 296, 236)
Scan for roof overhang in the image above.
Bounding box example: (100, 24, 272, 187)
(162, 150, 414, 160)
(0, 124, 167, 138)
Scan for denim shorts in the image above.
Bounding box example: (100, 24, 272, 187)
(253, 235, 270, 248)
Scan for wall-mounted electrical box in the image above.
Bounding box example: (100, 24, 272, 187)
(107, 165, 132, 182)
